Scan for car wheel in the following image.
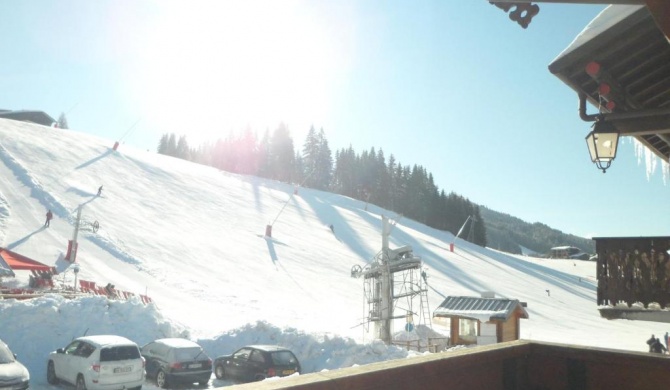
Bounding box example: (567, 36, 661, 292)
(47, 361, 59, 385)
(76, 374, 87, 390)
(254, 374, 266, 382)
(214, 364, 227, 380)
(156, 369, 168, 388)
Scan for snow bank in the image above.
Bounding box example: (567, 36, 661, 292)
(0, 295, 187, 386)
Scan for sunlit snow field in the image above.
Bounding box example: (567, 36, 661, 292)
(0, 119, 664, 389)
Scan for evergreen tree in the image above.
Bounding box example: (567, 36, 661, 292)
(301, 126, 319, 187)
(433, 190, 449, 231)
(371, 148, 390, 209)
(157, 134, 169, 154)
(444, 193, 468, 235)
(293, 152, 305, 185)
(268, 123, 295, 182)
(394, 164, 410, 217)
(57, 112, 69, 129)
(387, 154, 397, 210)
(406, 165, 428, 222)
(332, 146, 356, 197)
(176, 135, 190, 160)
(228, 127, 258, 175)
(357, 147, 378, 201)
(257, 130, 271, 179)
(472, 205, 487, 247)
(166, 134, 178, 157)
(314, 128, 332, 190)
(191, 141, 213, 165)
(219, 135, 236, 172)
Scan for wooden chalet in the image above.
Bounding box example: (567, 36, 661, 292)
(593, 236, 670, 322)
(433, 293, 528, 346)
(546, 3, 670, 322)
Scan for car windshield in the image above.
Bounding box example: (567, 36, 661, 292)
(270, 351, 297, 365)
(174, 347, 206, 361)
(0, 343, 15, 363)
(100, 345, 141, 361)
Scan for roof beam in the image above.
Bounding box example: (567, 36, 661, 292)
(645, 0, 670, 44)
(612, 116, 670, 136)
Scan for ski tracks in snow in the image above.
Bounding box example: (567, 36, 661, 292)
(0, 143, 146, 268)
(0, 190, 9, 244)
(0, 143, 69, 220)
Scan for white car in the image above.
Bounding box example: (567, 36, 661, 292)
(47, 335, 145, 390)
(0, 339, 29, 390)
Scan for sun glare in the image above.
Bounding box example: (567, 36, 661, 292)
(134, 0, 350, 145)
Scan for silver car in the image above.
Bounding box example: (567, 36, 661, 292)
(0, 339, 29, 390)
(47, 335, 144, 390)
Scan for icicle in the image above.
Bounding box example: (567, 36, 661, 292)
(632, 138, 669, 183)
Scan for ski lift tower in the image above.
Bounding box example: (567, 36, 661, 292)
(351, 215, 431, 344)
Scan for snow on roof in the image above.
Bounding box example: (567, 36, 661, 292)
(551, 246, 576, 250)
(154, 338, 201, 348)
(552, 5, 645, 64)
(77, 335, 137, 347)
(246, 345, 292, 352)
(433, 296, 528, 322)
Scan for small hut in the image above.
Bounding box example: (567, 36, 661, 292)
(433, 293, 528, 346)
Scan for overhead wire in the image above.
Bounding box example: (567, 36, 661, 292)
(117, 118, 141, 144)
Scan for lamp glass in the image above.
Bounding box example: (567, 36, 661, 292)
(585, 121, 619, 163)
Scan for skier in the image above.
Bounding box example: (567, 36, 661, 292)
(651, 337, 667, 354)
(97, 185, 103, 196)
(647, 334, 658, 352)
(44, 209, 53, 227)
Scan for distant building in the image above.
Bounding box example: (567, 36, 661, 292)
(0, 109, 57, 127)
(433, 293, 528, 346)
(550, 246, 589, 260)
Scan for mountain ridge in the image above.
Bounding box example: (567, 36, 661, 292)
(480, 206, 596, 256)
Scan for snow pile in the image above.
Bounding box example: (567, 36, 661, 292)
(0, 295, 187, 383)
(199, 321, 416, 374)
(0, 296, 416, 389)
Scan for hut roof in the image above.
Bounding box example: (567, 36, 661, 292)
(434, 296, 529, 322)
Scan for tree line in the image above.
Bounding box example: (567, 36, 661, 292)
(480, 206, 595, 255)
(157, 125, 487, 246)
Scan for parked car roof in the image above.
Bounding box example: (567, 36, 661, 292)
(75, 335, 136, 347)
(245, 345, 292, 352)
(151, 338, 201, 348)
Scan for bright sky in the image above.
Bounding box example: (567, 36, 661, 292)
(1, 0, 668, 239)
(1, 119, 667, 389)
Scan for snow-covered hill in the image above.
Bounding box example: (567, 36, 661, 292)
(0, 119, 663, 389)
